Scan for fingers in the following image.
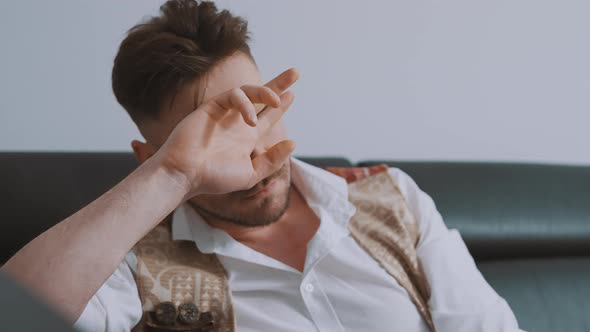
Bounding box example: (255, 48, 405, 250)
(249, 140, 296, 186)
(210, 86, 281, 126)
(256, 68, 299, 116)
(265, 68, 300, 95)
(256, 90, 295, 135)
(206, 68, 299, 125)
(241, 85, 281, 111)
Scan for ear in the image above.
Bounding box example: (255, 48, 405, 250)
(131, 140, 156, 164)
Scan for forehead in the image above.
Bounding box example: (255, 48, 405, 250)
(201, 52, 263, 101)
(174, 52, 262, 115)
(144, 53, 262, 145)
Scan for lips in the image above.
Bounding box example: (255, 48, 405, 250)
(244, 178, 277, 198)
(240, 163, 288, 198)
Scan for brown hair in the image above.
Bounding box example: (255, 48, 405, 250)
(112, 0, 252, 123)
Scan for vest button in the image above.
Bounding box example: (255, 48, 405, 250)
(178, 302, 200, 325)
(154, 301, 177, 325)
(199, 311, 214, 326)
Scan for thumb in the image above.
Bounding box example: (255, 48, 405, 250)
(249, 140, 296, 187)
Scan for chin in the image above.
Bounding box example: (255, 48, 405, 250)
(237, 181, 291, 226)
(191, 178, 292, 228)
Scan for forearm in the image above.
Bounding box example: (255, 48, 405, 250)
(1, 155, 189, 323)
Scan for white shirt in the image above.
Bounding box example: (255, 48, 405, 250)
(74, 158, 523, 332)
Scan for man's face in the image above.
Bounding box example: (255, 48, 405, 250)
(142, 52, 292, 227)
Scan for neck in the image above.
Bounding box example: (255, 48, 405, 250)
(196, 184, 320, 271)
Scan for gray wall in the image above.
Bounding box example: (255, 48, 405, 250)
(1, 0, 588, 164)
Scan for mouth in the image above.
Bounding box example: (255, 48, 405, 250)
(243, 178, 278, 199)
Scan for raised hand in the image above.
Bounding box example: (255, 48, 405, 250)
(155, 68, 299, 199)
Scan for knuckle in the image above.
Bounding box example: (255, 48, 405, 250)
(263, 87, 276, 99)
(230, 87, 243, 97)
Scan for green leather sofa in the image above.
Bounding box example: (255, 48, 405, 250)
(1, 152, 589, 332)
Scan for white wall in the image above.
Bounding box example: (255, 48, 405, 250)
(1, 0, 588, 164)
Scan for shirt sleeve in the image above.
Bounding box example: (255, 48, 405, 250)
(73, 252, 142, 332)
(388, 167, 525, 332)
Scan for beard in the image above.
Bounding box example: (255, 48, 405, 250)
(188, 162, 292, 227)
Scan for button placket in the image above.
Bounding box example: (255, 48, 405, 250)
(299, 271, 344, 332)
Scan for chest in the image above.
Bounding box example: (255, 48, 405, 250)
(132, 166, 433, 331)
(219, 236, 429, 332)
(237, 196, 320, 272)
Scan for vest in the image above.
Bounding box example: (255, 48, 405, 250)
(131, 165, 435, 332)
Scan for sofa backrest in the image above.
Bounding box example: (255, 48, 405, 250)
(359, 160, 590, 332)
(2, 152, 590, 332)
(360, 160, 590, 261)
(2, 152, 590, 263)
(0, 153, 352, 264)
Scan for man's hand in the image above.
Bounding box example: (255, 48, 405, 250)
(1, 67, 299, 323)
(156, 68, 299, 198)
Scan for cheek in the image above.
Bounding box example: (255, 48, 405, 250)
(189, 193, 235, 210)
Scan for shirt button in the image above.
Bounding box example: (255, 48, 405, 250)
(304, 283, 314, 292)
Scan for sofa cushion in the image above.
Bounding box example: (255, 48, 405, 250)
(479, 257, 590, 332)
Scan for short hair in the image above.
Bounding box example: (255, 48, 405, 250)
(112, 0, 252, 123)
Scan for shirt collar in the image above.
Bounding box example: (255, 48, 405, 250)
(289, 158, 356, 225)
(171, 157, 357, 255)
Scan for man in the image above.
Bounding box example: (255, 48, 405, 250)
(2, 1, 523, 331)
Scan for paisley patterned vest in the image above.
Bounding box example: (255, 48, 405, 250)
(131, 165, 435, 332)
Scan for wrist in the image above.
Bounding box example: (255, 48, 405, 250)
(147, 153, 195, 201)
